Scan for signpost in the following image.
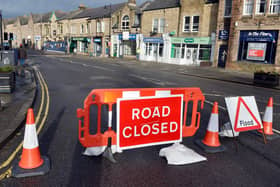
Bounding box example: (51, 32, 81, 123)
(117, 95, 183, 151)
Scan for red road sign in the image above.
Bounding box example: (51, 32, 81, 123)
(117, 95, 183, 151)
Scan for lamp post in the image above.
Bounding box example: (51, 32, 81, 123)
(0, 10, 3, 61)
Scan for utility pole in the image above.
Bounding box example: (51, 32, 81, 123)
(0, 10, 3, 61)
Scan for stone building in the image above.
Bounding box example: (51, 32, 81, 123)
(224, 0, 280, 72)
(110, 0, 143, 58)
(140, 0, 218, 66)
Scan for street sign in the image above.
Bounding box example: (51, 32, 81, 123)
(225, 96, 263, 132)
(117, 95, 183, 151)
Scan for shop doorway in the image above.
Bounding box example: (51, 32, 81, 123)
(184, 45, 198, 65)
(218, 45, 228, 68)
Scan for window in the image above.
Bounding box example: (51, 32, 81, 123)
(256, 0, 267, 14)
(122, 15, 130, 30)
(171, 44, 181, 58)
(152, 18, 165, 33)
(81, 24, 84, 33)
(159, 18, 165, 33)
(224, 0, 232, 17)
(192, 16, 199, 32)
(243, 0, 254, 15)
(86, 23, 89, 33)
(152, 19, 158, 32)
(199, 45, 211, 61)
(97, 22, 101, 33)
(269, 0, 280, 14)
(45, 25, 50, 35)
(59, 25, 63, 34)
(183, 16, 199, 32)
(183, 16, 190, 32)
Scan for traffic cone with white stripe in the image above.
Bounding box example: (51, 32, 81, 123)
(258, 98, 280, 140)
(12, 108, 50, 178)
(195, 102, 226, 153)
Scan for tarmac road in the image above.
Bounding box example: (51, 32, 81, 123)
(2, 52, 280, 186)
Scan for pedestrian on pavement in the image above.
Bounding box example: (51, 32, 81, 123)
(17, 44, 27, 76)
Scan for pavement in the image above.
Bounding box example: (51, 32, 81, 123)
(0, 51, 279, 149)
(0, 60, 36, 148)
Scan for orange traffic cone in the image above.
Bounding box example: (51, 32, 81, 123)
(258, 98, 279, 140)
(12, 109, 50, 178)
(195, 102, 226, 153)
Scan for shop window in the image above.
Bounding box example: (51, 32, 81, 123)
(122, 15, 130, 30)
(269, 0, 280, 14)
(199, 45, 211, 61)
(224, 0, 232, 17)
(145, 43, 152, 56)
(256, 0, 267, 14)
(152, 19, 159, 33)
(171, 44, 181, 58)
(192, 16, 199, 32)
(243, 0, 254, 15)
(183, 16, 190, 32)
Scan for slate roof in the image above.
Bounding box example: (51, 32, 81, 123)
(35, 11, 67, 23)
(143, 0, 180, 11)
(19, 16, 29, 25)
(89, 3, 126, 19)
(71, 2, 126, 20)
(3, 18, 17, 26)
(58, 9, 84, 21)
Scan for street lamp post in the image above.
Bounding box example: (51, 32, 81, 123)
(0, 10, 3, 61)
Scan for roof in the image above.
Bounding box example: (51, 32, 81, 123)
(72, 8, 96, 19)
(143, 0, 180, 11)
(3, 18, 17, 26)
(37, 11, 67, 23)
(58, 9, 84, 21)
(19, 15, 29, 25)
(89, 3, 126, 19)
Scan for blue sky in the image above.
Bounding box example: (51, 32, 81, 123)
(1, 0, 147, 18)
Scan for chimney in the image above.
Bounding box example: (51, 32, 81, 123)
(128, 0, 136, 7)
(78, 4, 87, 10)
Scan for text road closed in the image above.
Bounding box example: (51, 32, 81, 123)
(117, 95, 183, 150)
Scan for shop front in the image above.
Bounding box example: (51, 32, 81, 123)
(238, 30, 278, 64)
(140, 37, 164, 62)
(169, 37, 212, 65)
(70, 37, 90, 55)
(119, 33, 137, 58)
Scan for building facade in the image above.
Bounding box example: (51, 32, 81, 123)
(216, 0, 280, 72)
(140, 0, 218, 66)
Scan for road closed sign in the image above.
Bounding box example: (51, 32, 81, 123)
(225, 96, 263, 132)
(117, 95, 183, 151)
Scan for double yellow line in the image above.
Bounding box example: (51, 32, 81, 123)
(0, 71, 50, 180)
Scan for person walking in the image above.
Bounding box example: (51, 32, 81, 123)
(17, 44, 27, 76)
